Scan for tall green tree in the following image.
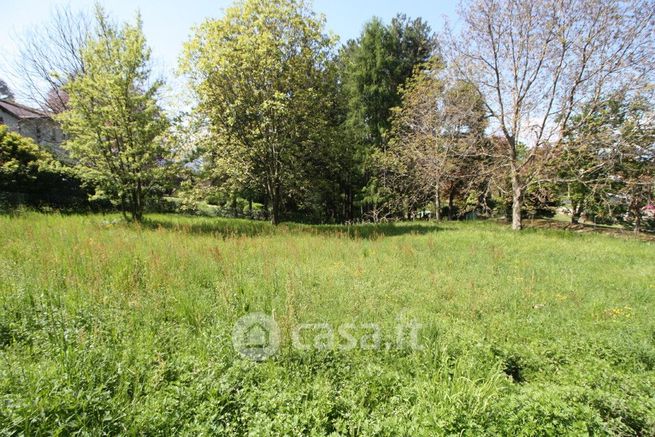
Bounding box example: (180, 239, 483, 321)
(338, 14, 436, 221)
(58, 8, 169, 221)
(342, 15, 437, 149)
(181, 0, 338, 225)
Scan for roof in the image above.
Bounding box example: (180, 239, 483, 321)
(0, 99, 50, 119)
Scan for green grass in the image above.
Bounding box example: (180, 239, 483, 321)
(1, 213, 654, 435)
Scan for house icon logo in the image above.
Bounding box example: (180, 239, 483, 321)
(232, 312, 280, 361)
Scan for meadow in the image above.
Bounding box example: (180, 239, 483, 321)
(1, 213, 654, 435)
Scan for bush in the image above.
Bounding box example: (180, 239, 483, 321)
(0, 126, 89, 211)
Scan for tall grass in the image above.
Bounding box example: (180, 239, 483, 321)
(1, 212, 654, 434)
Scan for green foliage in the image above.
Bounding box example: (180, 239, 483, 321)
(556, 94, 655, 230)
(0, 125, 88, 210)
(335, 15, 437, 222)
(341, 15, 437, 148)
(1, 213, 654, 434)
(181, 0, 340, 225)
(523, 182, 559, 219)
(58, 7, 171, 222)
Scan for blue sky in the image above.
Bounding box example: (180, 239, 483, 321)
(0, 0, 458, 101)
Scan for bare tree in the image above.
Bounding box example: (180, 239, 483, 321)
(12, 5, 91, 113)
(444, 0, 655, 230)
(382, 58, 488, 220)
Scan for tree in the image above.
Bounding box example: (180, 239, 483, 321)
(553, 94, 655, 232)
(613, 96, 655, 233)
(444, 0, 655, 230)
(553, 101, 619, 224)
(382, 58, 488, 220)
(338, 14, 437, 222)
(13, 5, 90, 112)
(343, 15, 437, 149)
(553, 144, 605, 224)
(0, 79, 15, 101)
(45, 87, 69, 114)
(181, 0, 338, 225)
(58, 8, 170, 221)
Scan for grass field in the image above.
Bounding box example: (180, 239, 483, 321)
(1, 213, 654, 435)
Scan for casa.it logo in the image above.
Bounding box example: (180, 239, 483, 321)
(232, 312, 281, 361)
(232, 311, 423, 361)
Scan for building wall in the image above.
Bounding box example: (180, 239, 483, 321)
(0, 109, 20, 133)
(18, 118, 66, 157)
(0, 108, 67, 159)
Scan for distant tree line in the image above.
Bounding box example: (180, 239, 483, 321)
(1, 0, 654, 232)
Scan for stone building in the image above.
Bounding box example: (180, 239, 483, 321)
(0, 98, 67, 159)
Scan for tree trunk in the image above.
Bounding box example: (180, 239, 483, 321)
(348, 187, 354, 222)
(263, 197, 269, 221)
(571, 199, 579, 224)
(634, 208, 642, 234)
(270, 183, 281, 225)
(132, 181, 143, 222)
(571, 201, 583, 224)
(448, 189, 455, 220)
(120, 195, 128, 221)
(434, 184, 441, 221)
(131, 197, 138, 222)
(271, 201, 279, 225)
(511, 166, 523, 230)
(231, 195, 238, 217)
(569, 186, 580, 224)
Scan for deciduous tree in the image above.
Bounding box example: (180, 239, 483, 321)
(444, 0, 655, 230)
(382, 58, 488, 220)
(181, 0, 338, 225)
(58, 8, 170, 221)
(13, 5, 91, 113)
